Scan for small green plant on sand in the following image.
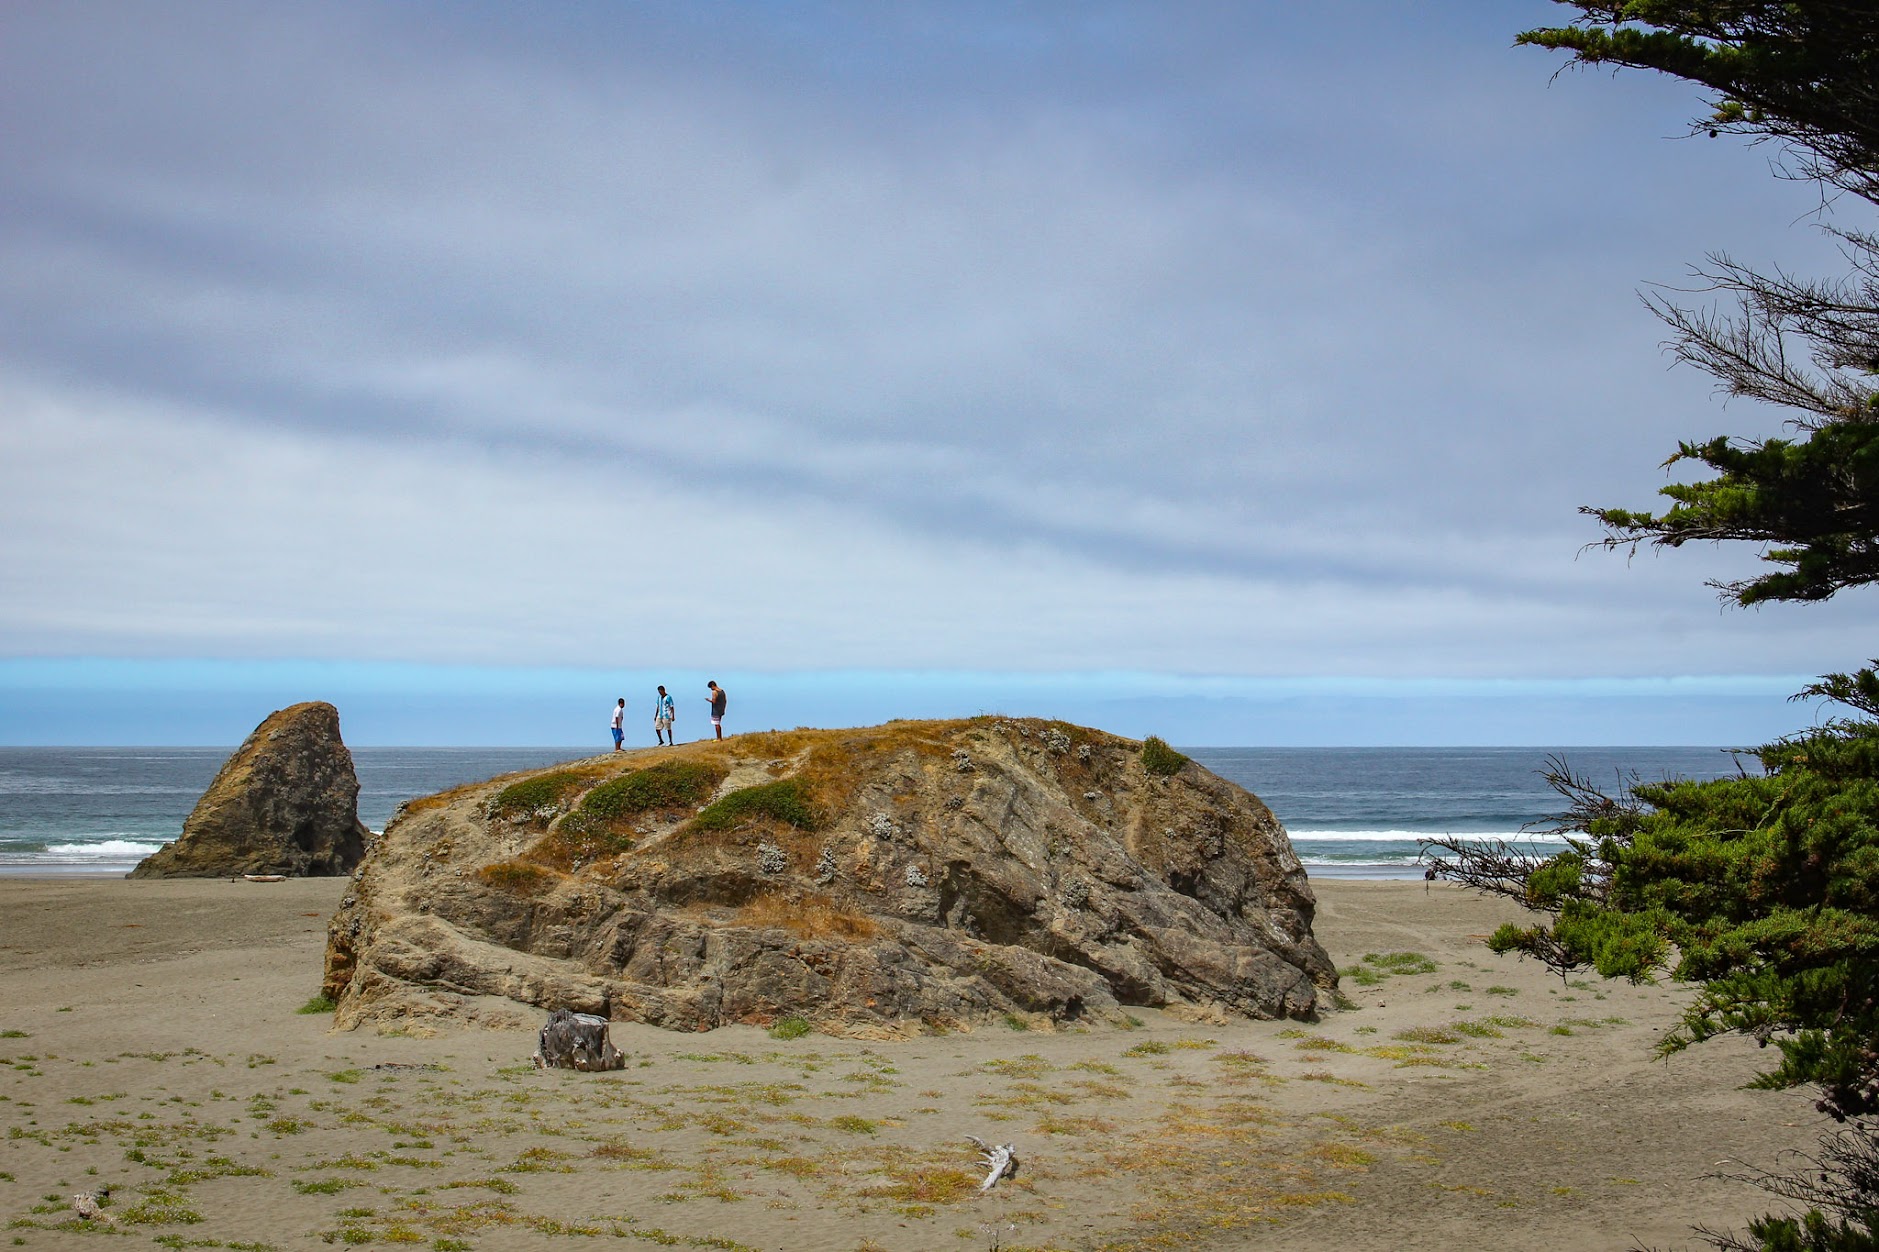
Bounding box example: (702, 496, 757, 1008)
(293, 1178, 359, 1195)
(1340, 951, 1436, 988)
(297, 995, 336, 1015)
(1140, 736, 1188, 777)
(1368, 951, 1437, 975)
(1393, 1026, 1460, 1045)
(768, 1015, 812, 1041)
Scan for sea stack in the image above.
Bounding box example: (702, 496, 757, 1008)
(131, 701, 370, 879)
(325, 717, 1336, 1034)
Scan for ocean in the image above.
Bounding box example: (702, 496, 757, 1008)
(0, 744, 1757, 879)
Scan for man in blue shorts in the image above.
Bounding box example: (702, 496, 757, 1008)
(610, 698, 625, 751)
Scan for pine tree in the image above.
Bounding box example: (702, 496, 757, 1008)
(1430, 7, 1879, 1247)
(1521, 3, 1879, 606)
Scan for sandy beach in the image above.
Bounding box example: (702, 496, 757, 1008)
(0, 876, 1820, 1251)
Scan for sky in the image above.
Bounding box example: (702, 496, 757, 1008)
(1, 1, 1871, 746)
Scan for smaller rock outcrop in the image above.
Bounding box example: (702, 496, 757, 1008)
(131, 702, 369, 879)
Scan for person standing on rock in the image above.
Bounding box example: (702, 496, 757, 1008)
(706, 681, 727, 740)
(610, 698, 626, 751)
(653, 686, 676, 745)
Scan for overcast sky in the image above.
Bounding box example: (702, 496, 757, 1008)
(1, 1, 1870, 744)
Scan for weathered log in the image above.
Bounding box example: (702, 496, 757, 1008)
(530, 1008, 625, 1071)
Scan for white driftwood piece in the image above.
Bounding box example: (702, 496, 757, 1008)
(965, 1135, 1018, 1192)
(531, 1009, 626, 1071)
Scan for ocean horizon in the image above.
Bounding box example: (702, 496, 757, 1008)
(0, 742, 1758, 880)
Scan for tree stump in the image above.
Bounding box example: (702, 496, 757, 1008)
(530, 1009, 625, 1071)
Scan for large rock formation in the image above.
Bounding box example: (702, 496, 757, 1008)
(132, 702, 370, 879)
(323, 718, 1336, 1034)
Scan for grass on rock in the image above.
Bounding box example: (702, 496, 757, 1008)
(476, 861, 555, 896)
(581, 760, 726, 819)
(739, 892, 878, 940)
(691, 780, 820, 833)
(487, 772, 587, 825)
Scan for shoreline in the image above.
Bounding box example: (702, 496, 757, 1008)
(0, 876, 1821, 1249)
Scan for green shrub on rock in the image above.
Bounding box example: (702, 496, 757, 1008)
(692, 780, 820, 832)
(581, 760, 725, 819)
(489, 771, 585, 822)
(1140, 736, 1188, 777)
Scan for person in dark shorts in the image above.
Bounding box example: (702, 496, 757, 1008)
(610, 698, 626, 751)
(706, 681, 727, 740)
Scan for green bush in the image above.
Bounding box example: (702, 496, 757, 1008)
(691, 780, 820, 832)
(581, 760, 724, 818)
(1140, 736, 1189, 777)
(489, 771, 585, 820)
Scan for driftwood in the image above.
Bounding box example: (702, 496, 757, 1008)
(530, 1008, 625, 1071)
(965, 1136, 1018, 1191)
(72, 1189, 112, 1224)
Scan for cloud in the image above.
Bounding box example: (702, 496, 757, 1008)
(3, 375, 1865, 681)
(0, 1, 1868, 693)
